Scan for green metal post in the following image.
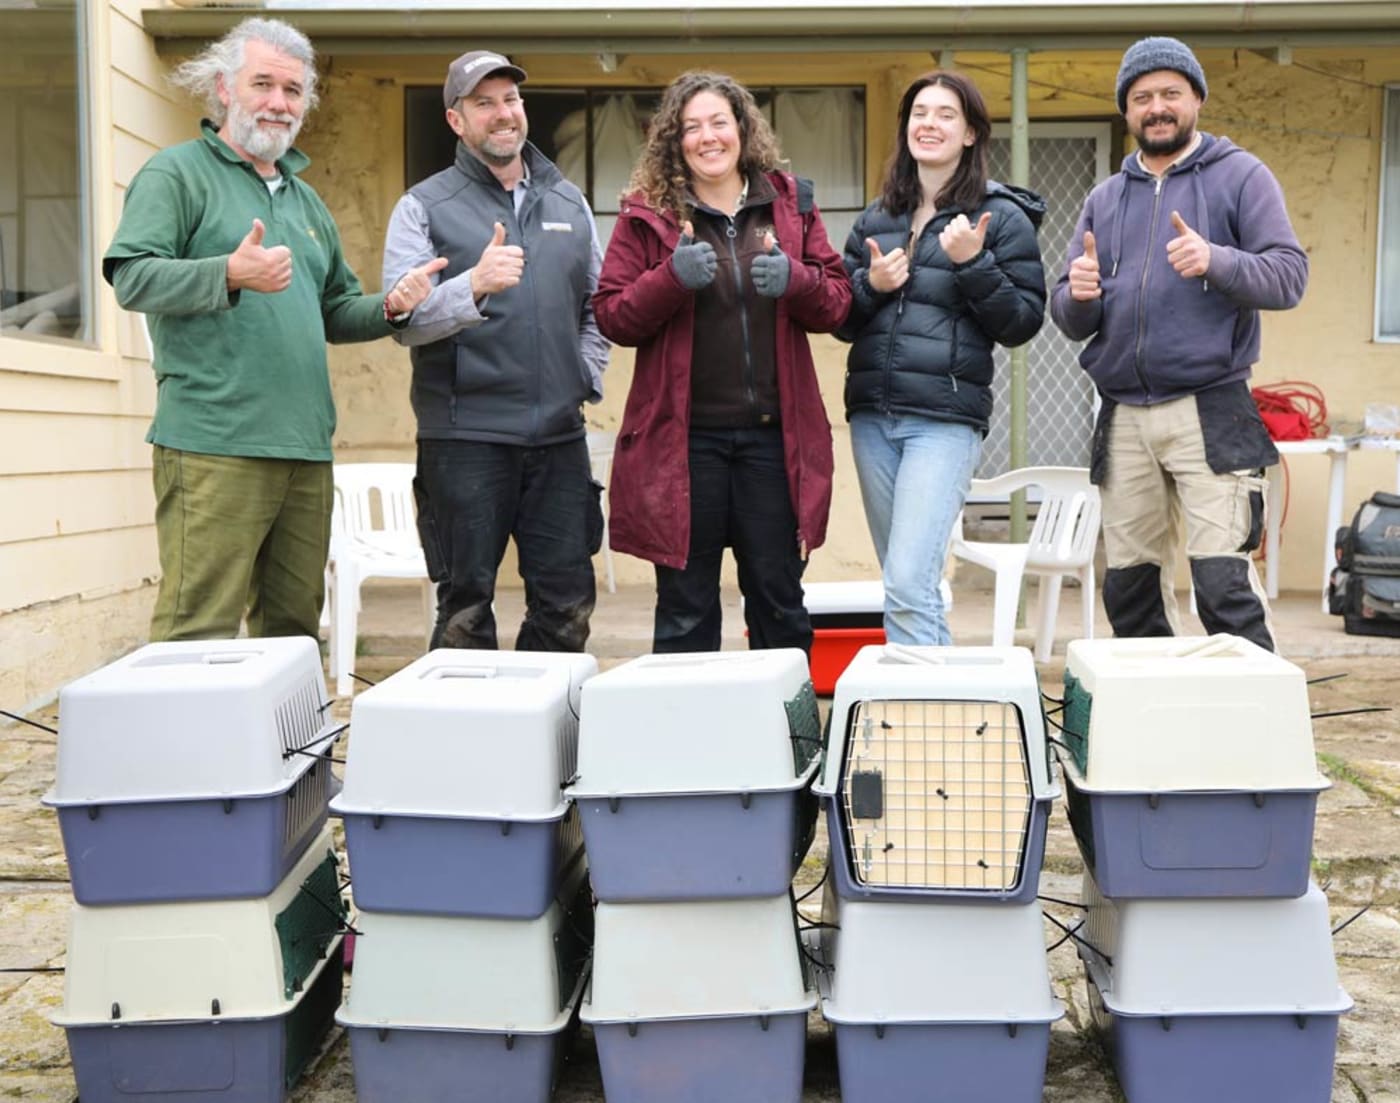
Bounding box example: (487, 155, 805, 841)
(1009, 48, 1030, 549)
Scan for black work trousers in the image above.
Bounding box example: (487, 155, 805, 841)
(414, 436, 600, 652)
(654, 426, 811, 654)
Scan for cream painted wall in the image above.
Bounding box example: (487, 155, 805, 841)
(4, 34, 1399, 711)
(0, 0, 185, 710)
(310, 44, 1400, 593)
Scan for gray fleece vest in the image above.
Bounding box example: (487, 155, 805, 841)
(409, 142, 593, 445)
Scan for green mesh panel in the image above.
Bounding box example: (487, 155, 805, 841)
(1061, 671, 1093, 776)
(275, 850, 345, 1000)
(785, 681, 822, 774)
(282, 941, 344, 1090)
(1063, 774, 1096, 869)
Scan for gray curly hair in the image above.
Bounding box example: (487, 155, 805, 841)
(168, 17, 319, 124)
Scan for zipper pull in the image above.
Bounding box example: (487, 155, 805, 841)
(897, 292, 905, 317)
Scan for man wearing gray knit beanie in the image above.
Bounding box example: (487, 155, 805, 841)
(1050, 36, 1308, 652)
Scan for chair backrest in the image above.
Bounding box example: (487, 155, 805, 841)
(332, 463, 417, 539)
(962, 466, 1101, 570)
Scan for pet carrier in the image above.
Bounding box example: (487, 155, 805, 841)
(44, 637, 334, 904)
(332, 650, 595, 917)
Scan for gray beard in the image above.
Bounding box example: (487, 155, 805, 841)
(227, 100, 301, 164)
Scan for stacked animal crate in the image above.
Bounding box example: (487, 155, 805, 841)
(1060, 635, 1353, 1103)
(44, 637, 346, 1103)
(566, 650, 821, 1103)
(331, 650, 596, 1103)
(812, 644, 1065, 1103)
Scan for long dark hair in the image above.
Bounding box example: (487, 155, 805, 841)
(879, 70, 990, 217)
(627, 71, 783, 221)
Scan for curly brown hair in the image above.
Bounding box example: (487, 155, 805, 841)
(626, 71, 784, 221)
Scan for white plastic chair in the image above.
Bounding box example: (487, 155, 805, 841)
(949, 466, 1101, 662)
(587, 430, 617, 594)
(327, 463, 434, 696)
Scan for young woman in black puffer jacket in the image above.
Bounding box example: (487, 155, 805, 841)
(838, 69, 1046, 645)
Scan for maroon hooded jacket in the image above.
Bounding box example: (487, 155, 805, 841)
(593, 172, 853, 570)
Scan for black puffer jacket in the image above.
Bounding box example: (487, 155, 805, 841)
(838, 181, 1046, 434)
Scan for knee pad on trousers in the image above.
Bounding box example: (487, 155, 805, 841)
(1102, 563, 1173, 639)
(1189, 556, 1275, 652)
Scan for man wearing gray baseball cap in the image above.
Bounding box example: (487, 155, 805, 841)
(382, 50, 610, 652)
(1051, 36, 1307, 652)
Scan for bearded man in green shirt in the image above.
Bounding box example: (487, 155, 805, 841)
(104, 18, 442, 642)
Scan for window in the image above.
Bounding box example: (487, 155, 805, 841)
(0, 0, 92, 344)
(1378, 85, 1400, 341)
(405, 84, 865, 247)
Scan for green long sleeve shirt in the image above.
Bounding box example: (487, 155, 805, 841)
(104, 122, 395, 461)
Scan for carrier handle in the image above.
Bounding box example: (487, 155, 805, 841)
(1165, 634, 1241, 659)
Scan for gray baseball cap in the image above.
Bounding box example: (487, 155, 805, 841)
(443, 50, 527, 109)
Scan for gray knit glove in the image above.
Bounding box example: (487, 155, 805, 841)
(671, 229, 717, 291)
(750, 240, 791, 298)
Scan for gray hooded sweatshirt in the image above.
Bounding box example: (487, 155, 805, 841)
(1051, 133, 1307, 409)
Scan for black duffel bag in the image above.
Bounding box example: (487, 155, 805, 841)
(1329, 490, 1400, 637)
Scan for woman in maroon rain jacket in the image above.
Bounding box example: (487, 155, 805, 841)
(593, 71, 852, 653)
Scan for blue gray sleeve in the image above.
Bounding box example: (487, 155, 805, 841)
(578, 205, 611, 402)
(382, 192, 487, 347)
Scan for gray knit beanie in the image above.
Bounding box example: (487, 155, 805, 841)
(1115, 36, 1208, 113)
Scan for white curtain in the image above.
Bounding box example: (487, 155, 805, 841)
(773, 89, 863, 250)
(552, 93, 650, 215)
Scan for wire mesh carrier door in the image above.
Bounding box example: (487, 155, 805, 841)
(840, 698, 1035, 894)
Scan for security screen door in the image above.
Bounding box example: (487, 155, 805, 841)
(983, 124, 1113, 475)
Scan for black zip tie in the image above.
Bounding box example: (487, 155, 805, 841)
(799, 943, 834, 974)
(281, 723, 349, 760)
(1332, 904, 1372, 936)
(795, 866, 828, 904)
(297, 884, 360, 938)
(0, 709, 58, 735)
(1042, 909, 1111, 965)
(797, 921, 840, 931)
(1306, 672, 1349, 686)
(338, 878, 354, 893)
(349, 672, 378, 688)
(0, 965, 65, 973)
(1046, 735, 1071, 754)
(1043, 711, 1072, 735)
(1039, 690, 1065, 707)
(1311, 707, 1392, 720)
(1037, 894, 1084, 909)
(1047, 918, 1086, 953)
(315, 698, 336, 715)
(285, 747, 348, 764)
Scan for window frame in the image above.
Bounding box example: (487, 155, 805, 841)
(0, 0, 106, 375)
(1376, 83, 1400, 343)
(404, 81, 866, 230)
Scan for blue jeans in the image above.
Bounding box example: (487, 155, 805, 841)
(850, 413, 982, 645)
(414, 437, 601, 652)
(654, 427, 811, 653)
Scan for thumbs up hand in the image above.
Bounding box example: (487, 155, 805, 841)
(1068, 229, 1102, 301)
(671, 220, 718, 291)
(939, 211, 992, 265)
(470, 221, 525, 298)
(750, 230, 791, 298)
(1166, 210, 1211, 279)
(227, 219, 293, 293)
(865, 236, 909, 293)
(385, 256, 449, 315)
